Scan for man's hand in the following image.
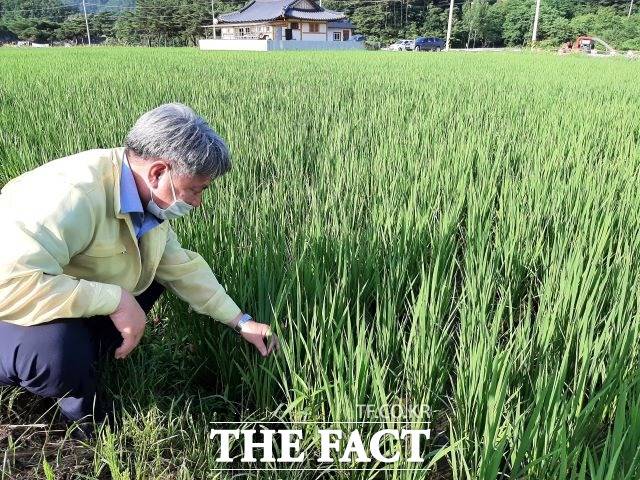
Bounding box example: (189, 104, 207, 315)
(110, 289, 148, 359)
(232, 315, 280, 357)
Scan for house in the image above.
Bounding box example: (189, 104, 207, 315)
(199, 0, 364, 51)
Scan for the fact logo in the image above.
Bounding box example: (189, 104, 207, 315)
(209, 427, 431, 466)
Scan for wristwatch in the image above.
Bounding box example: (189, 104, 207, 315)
(234, 313, 252, 334)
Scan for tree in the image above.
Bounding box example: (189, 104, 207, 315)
(571, 7, 640, 48)
(114, 10, 140, 44)
(175, 1, 210, 46)
(502, 0, 534, 45)
(91, 11, 117, 41)
(7, 17, 59, 41)
(421, 4, 449, 37)
(57, 14, 84, 42)
(0, 0, 638, 49)
(462, 0, 493, 47)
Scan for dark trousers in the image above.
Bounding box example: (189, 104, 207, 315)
(0, 281, 165, 423)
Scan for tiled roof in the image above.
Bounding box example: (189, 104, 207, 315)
(217, 0, 346, 24)
(286, 9, 346, 20)
(327, 20, 355, 29)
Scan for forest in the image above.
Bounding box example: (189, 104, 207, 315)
(0, 0, 638, 51)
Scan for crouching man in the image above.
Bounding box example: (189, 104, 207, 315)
(0, 103, 279, 437)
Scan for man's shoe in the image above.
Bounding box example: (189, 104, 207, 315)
(66, 420, 96, 442)
(95, 396, 117, 429)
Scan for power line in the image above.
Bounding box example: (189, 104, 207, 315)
(0, 1, 209, 16)
(1, 3, 80, 15)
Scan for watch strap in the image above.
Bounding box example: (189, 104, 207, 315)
(234, 313, 252, 334)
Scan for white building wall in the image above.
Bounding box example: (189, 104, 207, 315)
(300, 22, 326, 42)
(301, 33, 326, 41)
(327, 28, 353, 41)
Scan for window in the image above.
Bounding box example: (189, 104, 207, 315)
(333, 31, 341, 41)
(290, 22, 299, 29)
(309, 23, 319, 33)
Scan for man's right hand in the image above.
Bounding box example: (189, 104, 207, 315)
(110, 289, 147, 359)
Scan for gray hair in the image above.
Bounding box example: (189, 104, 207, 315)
(124, 103, 231, 178)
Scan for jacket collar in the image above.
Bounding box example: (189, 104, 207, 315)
(111, 147, 141, 245)
(119, 150, 145, 214)
(112, 147, 127, 219)
(111, 147, 169, 240)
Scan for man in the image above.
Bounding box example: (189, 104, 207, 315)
(0, 103, 279, 437)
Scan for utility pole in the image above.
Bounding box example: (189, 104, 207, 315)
(531, 0, 541, 44)
(445, 0, 454, 50)
(81, 0, 91, 45)
(629, 0, 634, 17)
(211, 0, 215, 38)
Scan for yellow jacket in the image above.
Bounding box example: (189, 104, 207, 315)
(0, 147, 242, 327)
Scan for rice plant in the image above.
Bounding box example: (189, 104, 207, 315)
(0, 47, 639, 479)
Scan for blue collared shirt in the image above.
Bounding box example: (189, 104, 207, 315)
(120, 152, 163, 239)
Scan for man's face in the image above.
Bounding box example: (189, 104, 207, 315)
(166, 170, 212, 209)
(145, 160, 212, 209)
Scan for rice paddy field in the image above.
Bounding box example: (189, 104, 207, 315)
(0, 47, 640, 479)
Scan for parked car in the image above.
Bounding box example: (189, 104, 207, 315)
(413, 37, 445, 51)
(350, 34, 366, 42)
(386, 39, 413, 51)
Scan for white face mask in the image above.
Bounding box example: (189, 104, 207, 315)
(146, 167, 194, 220)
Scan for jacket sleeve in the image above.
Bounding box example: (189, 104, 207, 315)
(154, 225, 242, 326)
(0, 182, 122, 326)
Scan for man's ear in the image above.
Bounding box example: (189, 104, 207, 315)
(148, 161, 168, 189)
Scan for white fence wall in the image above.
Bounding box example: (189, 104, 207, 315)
(270, 40, 364, 50)
(199, 39, 364, 51)
(198, 39, 270, 51)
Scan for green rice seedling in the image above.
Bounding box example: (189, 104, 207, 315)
(0, 47, 639, 479)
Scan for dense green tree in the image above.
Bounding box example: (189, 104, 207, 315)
(91, 11, 118, 40)
(421, 4, 449, 36)
(6, 17, 59, 41)
(114, 10, 141, 44)
(463, 0, 495, 47)
(537, 3, 573, 42)
(56, 14, 86, 43)
(0, 0, 637, 49)
(571, 7, 640, 47)
(175, 1, 210, 46)
(501, 0, 532, 44)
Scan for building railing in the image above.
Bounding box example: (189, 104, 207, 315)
(221, 34, 273, 40)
